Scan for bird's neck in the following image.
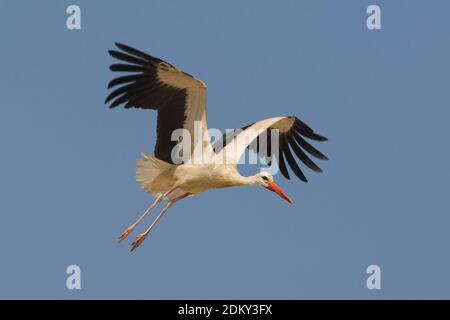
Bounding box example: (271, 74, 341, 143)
(234, 174, 258, 186)
(222, 166, 259, 187)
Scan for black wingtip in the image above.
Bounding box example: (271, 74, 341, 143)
(293, 117, 313, 132)
(293, 118, 328, 142)
(105, 98, 116, 108)
(108, 50, 122, 59)
(105, 94, 114, 105)
(309, 132, 328, 142)
(115, 42, 126, 49)
(114, 43, 136, 55)
(115, 42, 136, 54)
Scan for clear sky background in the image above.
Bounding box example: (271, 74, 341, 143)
(0, 0, 449, 299)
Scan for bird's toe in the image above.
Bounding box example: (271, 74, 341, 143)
(130, 234, 147, 252)
(118, 226, 134, 243)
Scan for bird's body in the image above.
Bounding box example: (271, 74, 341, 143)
(138, 154, 246, 196)
(106, 43, 328, 251)
(174, 163, 246, 193)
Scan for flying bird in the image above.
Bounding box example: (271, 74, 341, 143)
(106, 43, 328, 251)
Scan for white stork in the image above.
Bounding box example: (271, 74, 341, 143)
(106, 43, 328, 251)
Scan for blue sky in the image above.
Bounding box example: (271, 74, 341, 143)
(0, 0, 449, 299)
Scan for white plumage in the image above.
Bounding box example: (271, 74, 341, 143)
(106, 43, 328, 251)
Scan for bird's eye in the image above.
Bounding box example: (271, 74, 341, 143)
(262, 176, 269, 181)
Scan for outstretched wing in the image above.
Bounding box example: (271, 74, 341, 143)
(105, 43, 213, 164)
(215, 116, 328, 182)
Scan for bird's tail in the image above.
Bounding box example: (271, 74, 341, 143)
(136, 152, 174, 196)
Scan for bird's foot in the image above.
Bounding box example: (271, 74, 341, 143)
(130, 233, 147, 252)
(118, 226, 134, 243)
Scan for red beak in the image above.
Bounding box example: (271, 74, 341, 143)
(265, 182, 293, 204)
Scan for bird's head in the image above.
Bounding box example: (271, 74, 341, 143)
(253, 172, 293, 204)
